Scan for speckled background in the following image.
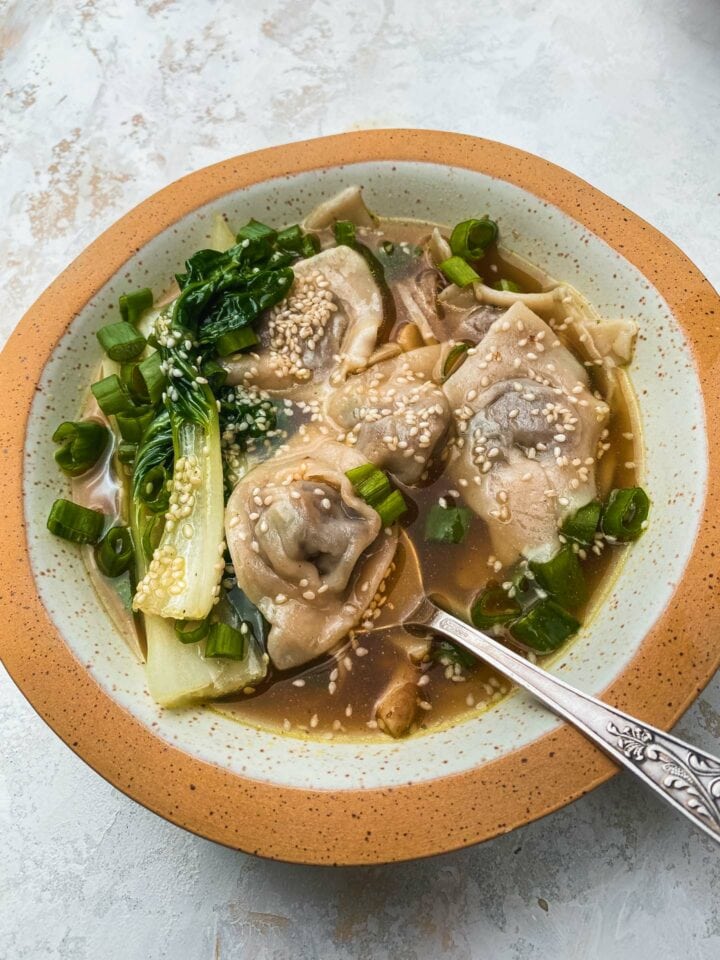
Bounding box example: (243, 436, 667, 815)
(2, 1, 720, 957)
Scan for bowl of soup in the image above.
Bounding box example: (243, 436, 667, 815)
(1, 130, 719, 864)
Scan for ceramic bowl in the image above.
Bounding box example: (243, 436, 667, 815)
(2, 131, 719, 865)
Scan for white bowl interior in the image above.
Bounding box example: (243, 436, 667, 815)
(23, 161, 706, 790)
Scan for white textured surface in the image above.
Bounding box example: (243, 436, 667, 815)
(1, 0, 720, 957)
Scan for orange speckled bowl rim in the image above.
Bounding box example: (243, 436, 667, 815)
(1, 130, 719, 865)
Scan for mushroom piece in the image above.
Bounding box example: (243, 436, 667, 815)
(375, 658, 419, 738)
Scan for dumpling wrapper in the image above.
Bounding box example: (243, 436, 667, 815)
(223, 246, 383, 399)
(323, 345, 451, 484)
(443, 302, 610, 565)
(226, 437, 398, 670)
(302, 185, 376, 230)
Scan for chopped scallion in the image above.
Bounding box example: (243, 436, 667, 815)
(345, 464, 391, 507)
(204, 622, 247, 660)
(132, 352, 167, 405)
(117, 441, 137, 465)
(47, 498, 105, 544)
(96, 321, 147, 362)
(52, 420, 109, 477)
(424, 505, 472, 544)
(138, 464, 170, 514)
(333, 220, 356, 245)
(601, 487, 650, 541)
(439, 256, 481, 287)
(95, 525, 134, 577)
(493, 278, 522, 293)
(174, 618, 210, 644)
(510, 599, 580, 652)
(470, 582, 521, 629)
(442, 342, 470, 381)
(375, 489, 407, 527)
(562, 500, 601, 545)
(530, 545, 586, 611)
(91, 374, 136, 416)
(236, 219, 276, 244)
(119, 287, 153, 325)
(449, 218, 498, 260)
(433, 639, 475, 670)
(115, 406, 155, 443)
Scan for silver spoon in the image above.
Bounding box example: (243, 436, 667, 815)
(371, 535, 720, 844)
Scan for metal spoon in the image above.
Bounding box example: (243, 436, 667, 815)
(373, 535, 720, 844)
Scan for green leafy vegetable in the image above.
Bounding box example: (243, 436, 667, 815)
(562, 500, 601, 545)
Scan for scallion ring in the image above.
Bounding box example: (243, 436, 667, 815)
(215, 326, 259, 357)
(139, 464, 170, 513)
(449, 218, 498, 260)
(510, 599, 580, 652)
(95, 525, 134, 577)
(470, 582, 521, 630)
(601, 487, 650, 541)
(90, 374, 136, 416)
(52, 420, 109, 477)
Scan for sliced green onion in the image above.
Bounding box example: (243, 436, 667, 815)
(424, 505, 472, 544)
(96, 525, 134, 577)
(117, 442, 137, 465)
(601, 487, 650, 541)
(201, 358, 228, 390)
(433, 639, 476, 670)
(345, 464, 391, 507)
(96, 321, 146, 362)
(138, 464, 170, 513)
(530, 545, 587, 611)
(510, 599, 580, 652)
(119, 287, 153, 325)
(115, 406, 155, 443)
(52, 420, 109, 477)
(562, 500, 601, 546)
(215, 326, 259, 357)
(442, 342, 470, 381)
(236, 219, 276, 244)
(376, 490, 407, 527)
(132, 352, 167, 405)
(380, 241, 395, 255)
(47, 498, 105, 544)
(493, 278, 522, 293)
(449, 218, 498, 259)
(204, 622, 247, 660)
(91, 374, 135, 416)
(300, 233, 321, 257)
(334, 220, 356, 245)
(439, 256, 481, 287)
(141, 513, 165, 557)
(470, 582, 521, 629)
(174, 618, 210, 644)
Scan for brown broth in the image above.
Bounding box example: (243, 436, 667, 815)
(80, 214, 641, 740)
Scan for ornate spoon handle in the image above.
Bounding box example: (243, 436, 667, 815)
(426, 605, 720, 843)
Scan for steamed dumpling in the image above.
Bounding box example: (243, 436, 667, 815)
(223, 246, 382, 398)
(323, 346, 451, 484)
(443, 302, 609, 564)
(225, 438, 398, 670)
